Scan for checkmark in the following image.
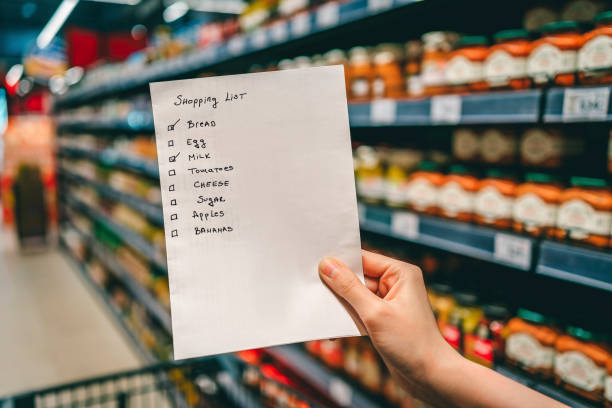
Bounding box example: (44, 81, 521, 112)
(169, 152, 180, 162)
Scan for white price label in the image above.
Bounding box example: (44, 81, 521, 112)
(329, 378, 352, 407)
(368, 0, 393, 12)
(370, 99, 397, 124)
(251, 29, 268, 48)
(316, 2, 340, 28)
(431, 95, 462, 123)
(270, 21, 289, 43)
(391, 212, 419, 240)
(562, 87, 610, 121)
(228, 36, 246, 55)
(291, 13, 311, 37)
(494, 233, 532, 269)
(357, 202, 366, 223)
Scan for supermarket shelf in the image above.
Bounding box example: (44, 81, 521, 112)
(266, 345, 385, 408)
(68, 222, 172, 332)
(64, 194, 168, 271)
(359, 203, 534, 270)
(493, 366, 598, 408)
(543, 85, 612, 123)
(57, 112, 154, 133)
(61, 239, 158, 364)
(536, 241, 612, 293)
(350, 89, 542, 126)
(55, 0, 421, 107)
(59, 146, 159, 178)
(60, 169, 164, 226)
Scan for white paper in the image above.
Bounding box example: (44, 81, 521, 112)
(149, 66, 364, 360)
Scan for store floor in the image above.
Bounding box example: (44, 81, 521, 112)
(0, 228, 142, 397)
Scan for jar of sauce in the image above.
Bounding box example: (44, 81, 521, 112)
(355, 146, 385, 205)
(579, 10, 612, 84)
(324, 49, 349, 92)
(474, 169, 517, 229)
(406, 161, 444, 214)
(385, 149, 421, 208)
(421, 31, 456, 95)
(372, 44, 404, 99)
(513, 173, 562, 237)
(452, 128, 480, 162)
(606, 358, 612, 408)
(405, 40, 424, 98)
(554, 326, 611, 403)
(465, 303, 510, 368)
(484, 29, 531, 90)
(527, 20, 583, 86)
(443, 292, 483, 353)
(348, 46, 373, 102)
(520, 128, 565, 168)
(429, 283, 456, 323)
(555, 177, 612, 247)
(480, 128, 518, 164)
(506, 308, 559, 379)
(438, 165, 479, 222)
(445, 35, 489, 93)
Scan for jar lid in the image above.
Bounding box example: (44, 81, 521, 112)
(540, 20, 581, 33)
(454, 291, 478, 306)
(323, 49, 346, 64)
(494, 29, 529, 41)
(482, 303, 510, 319)
(517, 308, 551, 324)
(449, 164, 472, 175)
(418, 161, 439, 171)
(457, 35, 488, 47)
(567, 326, 596, 341)
(594, 10, 612, 23)
(525, 172, 557, 183)
(571, 176, 608, 188)
(486, 168, 515, 179)
(430, 282, 453, 295)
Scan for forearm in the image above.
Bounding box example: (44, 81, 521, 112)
(424, 346, 567, 408)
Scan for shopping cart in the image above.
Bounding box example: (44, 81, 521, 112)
(0, 355, 323, 408)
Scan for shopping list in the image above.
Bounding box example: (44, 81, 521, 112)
(149, 66, 364, 360)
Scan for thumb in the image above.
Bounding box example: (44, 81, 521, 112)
(319, 257, 380, 318)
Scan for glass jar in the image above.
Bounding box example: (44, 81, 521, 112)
(445, 35, 489, 93)
(520, 127, 565, 168)
(421, 31, 457, 95)
(404, 40, 424, 98)
(372, 44, 405, 99)
(555, 177, 612, 247)
(324, 49, 349, 92)
(513, 173, 562, 237)
(527, 20, 583, 86)
(465, 303, 510, 368)
(348, 46, 373, 102)
(485, 29, 531, 90)
(480, 128, 518, 164)
(606, 358, 612, 408)
(406, 161, 444, 214)
(579, 10, 612, 84)
(429, 283, 456, 323)
(442, 292, 483, 353)
(438, 165, 479, 222)
(452, 128, 481, 162)
(506, 309, 559, 379)
(355, 146, 385, 205)
(554, 326, 611, 403)
(474, 170, 517, 229)
(384, 149, 421, 208)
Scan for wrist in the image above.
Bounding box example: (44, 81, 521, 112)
(422, 339, 466, 390)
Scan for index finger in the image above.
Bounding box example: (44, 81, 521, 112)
(361, 250, 400, 278)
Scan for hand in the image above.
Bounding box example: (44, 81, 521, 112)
(319, 250, 567, 408)
(318, 250, 455, 402)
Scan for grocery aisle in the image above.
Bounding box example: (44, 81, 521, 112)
(0, 228, 142, 397)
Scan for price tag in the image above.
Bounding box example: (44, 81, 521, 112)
(251, 29, 268, 49)
(316, 2, 340, 28)
(291, 12, 311, 37)
(270, 21, 289, 43)
(494, 233, 532, 269)
(370, 99, 397, 124)
(368, 0, 393, 12)
(357, 202, 366, 223)
(391, 212, 419, 240)
(562, 87, 610, 121)
(431, 95, 461, 124)
(329, 378, 352, 407)
(228, 36, 246, 55)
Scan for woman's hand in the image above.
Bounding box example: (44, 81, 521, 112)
(319, 250, 567, 408)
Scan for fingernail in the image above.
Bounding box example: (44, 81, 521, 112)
(320, 258, 340, 278)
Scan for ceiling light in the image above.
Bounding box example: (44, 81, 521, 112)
(36, 0, 80, 49)
(83, 0, 141, 4)
(6, 64, 24, 87)
(163, 1, 188, 22)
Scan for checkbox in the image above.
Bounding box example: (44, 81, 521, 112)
(169, 169, 176, 176)
(168, 140, 174, 147)
(169, 185, 175, 192)
(170, 199, 177, 206)
(171, 229, 178, 237)
(170, 214, 178, 221)
(169, 156, 176, 162)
